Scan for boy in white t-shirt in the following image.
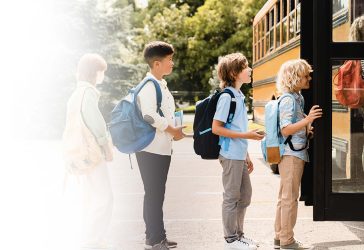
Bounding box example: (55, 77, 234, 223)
(136, 41, 185, 250)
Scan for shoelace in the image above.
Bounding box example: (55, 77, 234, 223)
(160, 239, 169, 249)
(239, 240, 249, 246)
(242, 236, 254, 243)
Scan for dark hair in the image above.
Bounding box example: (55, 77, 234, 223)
(143, 41, 174, 67)
(217, 53, 248, 88)
(77, 53, 107, 84)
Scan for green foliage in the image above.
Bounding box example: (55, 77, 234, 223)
(41, 0, 265, 138)
(138, 0, 266, 95)
(176, 105, 196, 113)
(59, 0, 148, 116)
(39, 0, 147, 139)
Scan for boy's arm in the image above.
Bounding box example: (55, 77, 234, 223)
(280, 97, 322, 137)
(281, 119, 310, 137)
(137, 81, 169, 131)
(212, 120, 263, 139)
(82, 88, 113, 161)
(212, 93, 263, 140)
(281, 118, 310, 137)
(81, 88, 109, 146)
(138, 81, 185, 139)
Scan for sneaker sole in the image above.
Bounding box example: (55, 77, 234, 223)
(144, 244, 177, 249)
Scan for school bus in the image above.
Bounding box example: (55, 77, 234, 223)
(252, 0, 361, 191)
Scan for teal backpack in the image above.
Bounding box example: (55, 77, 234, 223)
(261, 93, 308, 164)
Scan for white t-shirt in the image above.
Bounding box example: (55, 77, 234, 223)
(137, 73, 175, 155)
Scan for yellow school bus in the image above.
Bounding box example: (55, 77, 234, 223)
(252, 0, 355, 184)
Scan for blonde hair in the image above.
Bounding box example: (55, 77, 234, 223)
(217, 53, 248, 89)
(350, 15, 364, 42)
(77, 53, 107, 84)
(276, 59, 312, 93)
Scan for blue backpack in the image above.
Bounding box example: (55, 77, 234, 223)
(109, 77, 163, 154)
(261, 93, 307, 164)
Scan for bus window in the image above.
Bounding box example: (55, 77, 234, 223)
(269, 8, 274, 51)
(262, 21, 265, 57)
(289, 13, 295, 40)
(296, 0, 301, 34)
(352, 0, 364, 20)
(259, 21, 264, 58)
(277, 1, 281, 23)
(276, 1, 281, 48)
(282, 0, 287, 18)
(333, 0, 364, 41)
(265, 15, 269, 54)
(282, 18, 287, 45)
(281, 0, 288, 44)
(254, 25, 257, 44)
(288, 0, 295, 40)
(332, 59, 364, 193)
(254, 25, 259, 62)
(290, 0, 295, 12)
(333, 0, 349, 15)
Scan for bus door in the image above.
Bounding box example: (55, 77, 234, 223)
(313, 0, 364, 221)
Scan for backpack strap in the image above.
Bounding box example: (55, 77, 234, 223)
(278, 93, 297, 122)
(218, 88, 237, 151)
(133, 77, 164, 117)
(221, 88, 237, 125)
(278, 93, 308, 152)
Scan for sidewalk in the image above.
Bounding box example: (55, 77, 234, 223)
(108, 138, 364, 250)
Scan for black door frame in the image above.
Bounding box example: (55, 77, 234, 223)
(304, 0, 364, 221)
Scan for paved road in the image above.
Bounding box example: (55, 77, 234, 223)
(108, 138, 364, 250)
(8, 139, 364, 250)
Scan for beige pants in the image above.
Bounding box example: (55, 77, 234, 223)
(274, 155, 305, 246)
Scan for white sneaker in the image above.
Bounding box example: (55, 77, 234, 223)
(224, 240, 257, 250)
(240, 235, 259, 247)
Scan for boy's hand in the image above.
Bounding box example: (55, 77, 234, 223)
(246, 157, 254, 174)
(246, 129, 265, 140)
(172, 126, 187, 141)
(306, 105, 323, 123)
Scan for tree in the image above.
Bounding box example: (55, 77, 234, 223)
(138, 0, 265, 95)
(34, 0, 145, 139)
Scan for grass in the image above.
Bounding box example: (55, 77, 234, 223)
(176, 105, 196, 113)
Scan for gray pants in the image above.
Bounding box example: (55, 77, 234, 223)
(219, 155, 252, 242)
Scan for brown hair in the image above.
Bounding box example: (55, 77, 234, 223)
(217, 53, 248, 89)
(77, 53, 107, 84)
(350, 15, 364, 42)
(143, 41, 174, 67)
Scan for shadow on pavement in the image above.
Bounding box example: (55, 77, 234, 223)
(312, 222, 364, 249)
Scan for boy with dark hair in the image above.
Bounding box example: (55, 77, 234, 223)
(137, 41, 185, 250)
